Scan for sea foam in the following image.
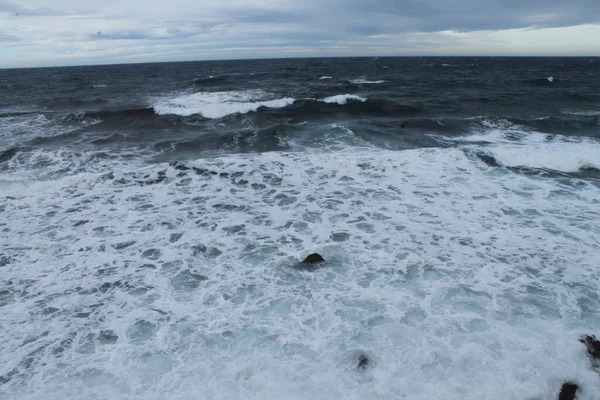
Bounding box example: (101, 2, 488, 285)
(1, 145, 600, 400)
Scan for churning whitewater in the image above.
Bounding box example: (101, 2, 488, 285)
(1, 57, 600, 400)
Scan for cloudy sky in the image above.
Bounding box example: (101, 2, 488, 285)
(1, 0, 599, 68)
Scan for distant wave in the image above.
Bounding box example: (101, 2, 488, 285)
(194, 76, 229, 86)
(153, 91, 368, 119)
(153, 90, 296, 119)
(350, 79, 386, 84)
(322, 95, 367, 105)
(524, 77, 559, 87)
(561, 110, 600, 117)
(319, 76, 333, 80)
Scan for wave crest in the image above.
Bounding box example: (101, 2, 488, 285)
(153, 91, 368, 118)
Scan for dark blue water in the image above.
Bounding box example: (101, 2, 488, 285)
(1, 57, 599, 169)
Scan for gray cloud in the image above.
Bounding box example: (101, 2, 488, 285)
(0, 0, 66, 16)
(0, 0, 599, 67)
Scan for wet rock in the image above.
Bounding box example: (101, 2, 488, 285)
(580, 335, 600, 361)
(558, 382, 578, 400)
(357, 354, 370, 370)
(301, 253, 325, 264)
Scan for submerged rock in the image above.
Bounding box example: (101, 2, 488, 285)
(301, 253, 325, 264)
(558, 382, 578, 400)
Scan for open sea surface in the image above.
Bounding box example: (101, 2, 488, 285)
(1, 57, 600, 399)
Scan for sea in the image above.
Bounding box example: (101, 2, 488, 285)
(1, 57, 600, 400)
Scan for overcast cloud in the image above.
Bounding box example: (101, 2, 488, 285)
(1, 0, 599, 67)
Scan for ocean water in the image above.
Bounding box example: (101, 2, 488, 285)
(1, 57, 600, 400)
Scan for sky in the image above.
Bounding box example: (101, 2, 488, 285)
(1, 0, 599, 68)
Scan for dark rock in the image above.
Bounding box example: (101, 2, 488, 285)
(357, 354, 370, 370)
(301, 253, 325, 264)
(558, 382, 578, 400)
(580, 334, 600, 361)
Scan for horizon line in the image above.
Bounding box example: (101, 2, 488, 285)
(2, 54, 600, 71)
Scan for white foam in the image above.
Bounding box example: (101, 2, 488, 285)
(453, 119, 600, 172)
(319, 76, 333, 80)
(547, 76, 554, 82)
(350, 79, 386, 84)
(322, 94, 367, 105)
(153, 90, 296, 119)
(490, 139, 600, 172)
(2, 145, 600, 400)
